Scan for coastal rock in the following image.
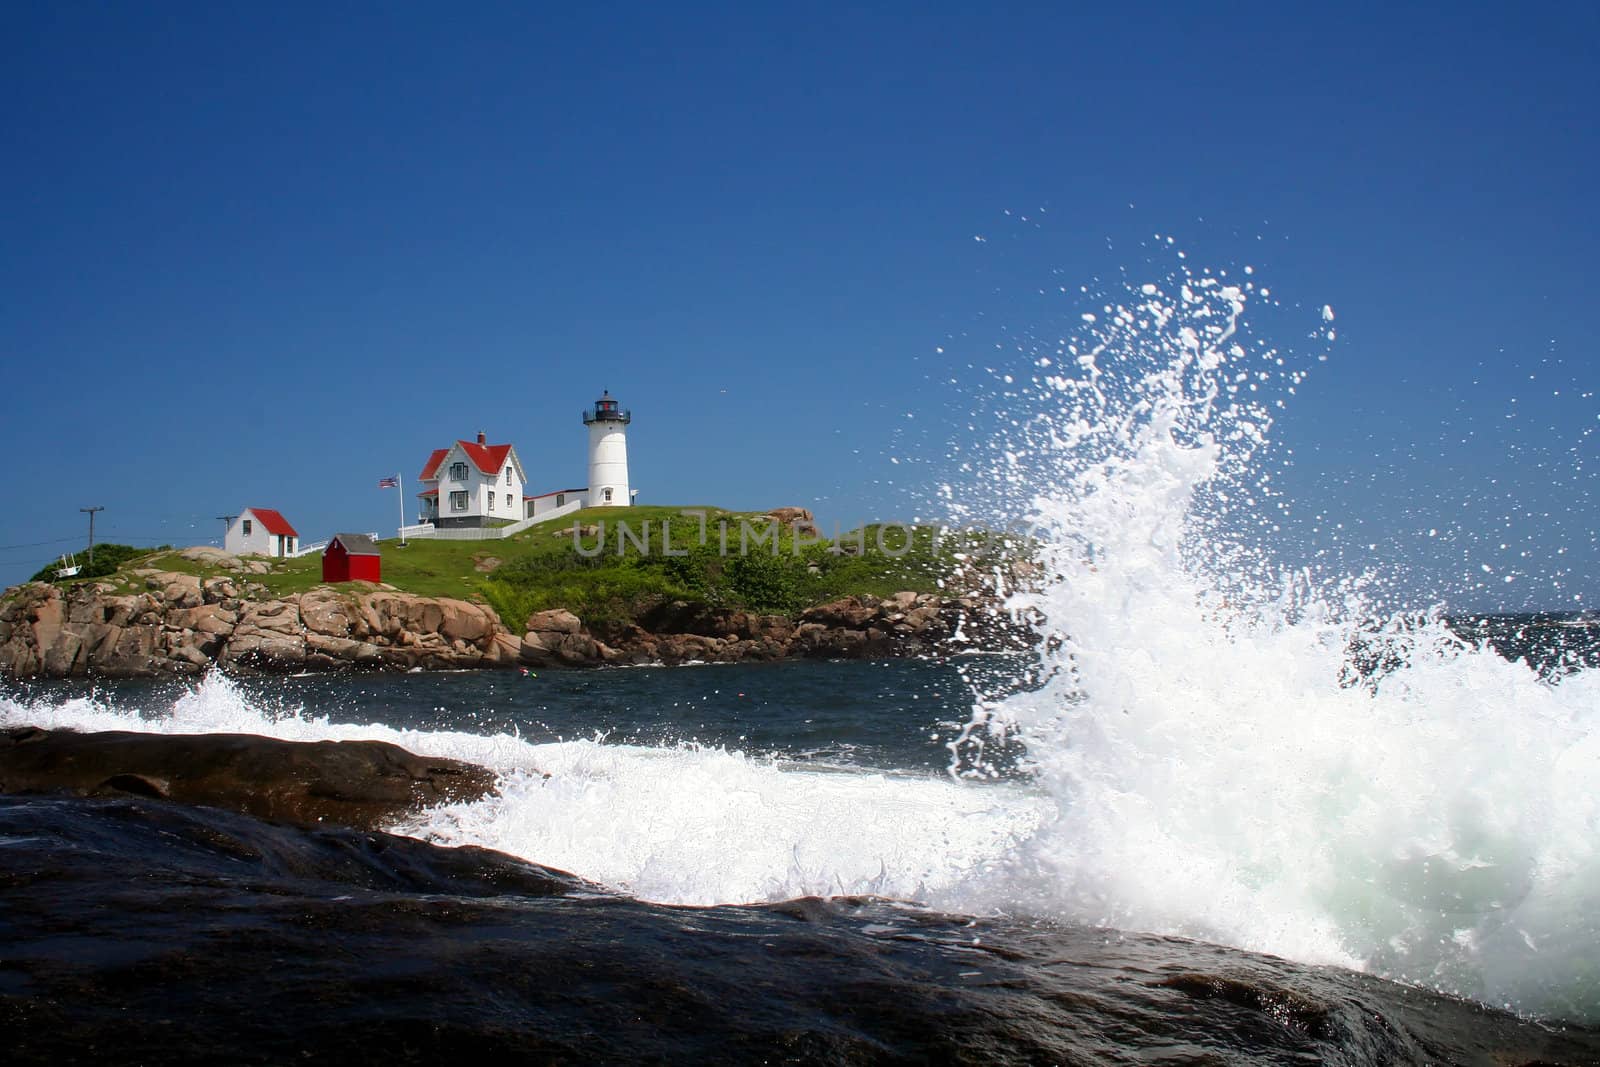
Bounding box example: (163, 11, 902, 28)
(306, 632, 385, 667)
(236, 597, 303, 635)
(103, 625, 161, 676)
(299, 589, 353, 637)
(29, 586, 65, 657)
(169, 643, 213, 671)
(800, 596, 880, 629)
(884, 590, 919, 613)
(41, 629, 84, 676)
(765, 506, 817, 531)
(519, 627, 605, 667)
(582, 592, 978, 665)
(220, 630, 306, 671)
(526, 608, 584, 635)
(437, 599, 495, 643)
(102, 593, 153, 627)
(178, 546, 244, 569)
(0, 567, 1021, 678)
(167, 604, 237, 636)
(3, 794, 1595, 1067)
(0, 726, 499, 831)
(488, 631, 523, 665)
(360, 593, 445, 640)
(653, 633, 726, 663)
(0, 581, 521, 679)
(202, 576, 239, 603)
(152, 573, 204, 609)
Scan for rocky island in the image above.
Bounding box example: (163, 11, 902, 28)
(0, 507, 1034, 679)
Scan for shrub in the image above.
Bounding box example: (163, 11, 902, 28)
(31, 544, 169, 584)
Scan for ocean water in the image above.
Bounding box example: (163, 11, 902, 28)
(2, 661, 1049, 907)
(3, 263, 1598, 1060)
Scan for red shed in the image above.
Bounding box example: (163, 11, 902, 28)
(322, 533, 381, 583)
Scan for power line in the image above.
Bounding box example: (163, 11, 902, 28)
(0, 535, 86, 552)
(0, 535, 184, 558)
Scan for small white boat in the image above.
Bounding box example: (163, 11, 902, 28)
(55, 554, 81, 578)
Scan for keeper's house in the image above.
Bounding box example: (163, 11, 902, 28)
(224, 508, 299, 558)
(321, 533, 381, 583)
(416, 432, 528, 529)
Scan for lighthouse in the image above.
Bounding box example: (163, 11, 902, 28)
(583, 390, 632, 507)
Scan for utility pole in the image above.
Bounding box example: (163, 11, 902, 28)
(80, 506, 104, 565)
(216, 515, 235, 547)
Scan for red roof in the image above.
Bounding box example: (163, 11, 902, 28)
(418, 448, 450, 480)
(418, 488, 439, 497)
(459, 440, 512, 475)
(247, 508, 298, 537)
(419, 441, 514, 480)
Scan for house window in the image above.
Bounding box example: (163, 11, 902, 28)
(450, 462, 469, 481)
(602, 487, 613, 502)
(242, 519, 252, 535)
(504, 466, 512, 485)
(450, 491, 468, 511)
(556, 494, 564, 507)
(488, 492, 495, 510)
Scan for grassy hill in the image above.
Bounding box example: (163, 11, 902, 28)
(28, 507, 1012, 631)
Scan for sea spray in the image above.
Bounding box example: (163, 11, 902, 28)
(943, 262, 1600, 1021)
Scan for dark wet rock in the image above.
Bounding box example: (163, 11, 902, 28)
(0, 727, 498, 831)
(0, 793, 1596, 1066)
(1158, 972, 1334, 1038)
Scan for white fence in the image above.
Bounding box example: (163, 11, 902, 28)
(398, 499, 588, 542)
(289, 540, 330, 558)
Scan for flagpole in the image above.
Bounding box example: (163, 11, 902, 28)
(397, 472, 407, 546)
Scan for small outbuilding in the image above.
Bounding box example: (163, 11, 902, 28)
(225, 508, 300, 558)
(322, 533, 381, 584)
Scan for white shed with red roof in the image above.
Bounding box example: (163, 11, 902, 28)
(224, 508, 300, 558)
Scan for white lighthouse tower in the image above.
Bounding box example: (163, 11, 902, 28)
(583, 390, 632, 507)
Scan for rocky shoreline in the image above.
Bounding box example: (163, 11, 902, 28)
(0, 570, 1034, 680)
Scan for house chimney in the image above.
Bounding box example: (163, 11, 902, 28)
(477, 431, 486, 445)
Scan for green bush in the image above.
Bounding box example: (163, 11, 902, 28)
(30, 544, 168, 584)
(724, 550, 803, 613)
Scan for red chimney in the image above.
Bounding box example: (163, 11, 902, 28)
(477, 431, 486, 445)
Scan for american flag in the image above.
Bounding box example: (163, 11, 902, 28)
(377, 476, 399, 489)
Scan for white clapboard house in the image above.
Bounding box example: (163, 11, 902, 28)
(416, 433, 529, 529)
(224, 508, 300, 557)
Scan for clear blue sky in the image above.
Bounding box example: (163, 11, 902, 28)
(2, 3, 1595, 610)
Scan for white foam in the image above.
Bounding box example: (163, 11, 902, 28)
(0, 674, 1047, 908)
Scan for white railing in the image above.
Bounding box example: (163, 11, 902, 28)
(396, 501, 589, 542)
(289, 540, 329, 558)
(404, 525, 503, 542)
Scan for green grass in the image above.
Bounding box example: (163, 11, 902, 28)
(18, 507, 1014, 632)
